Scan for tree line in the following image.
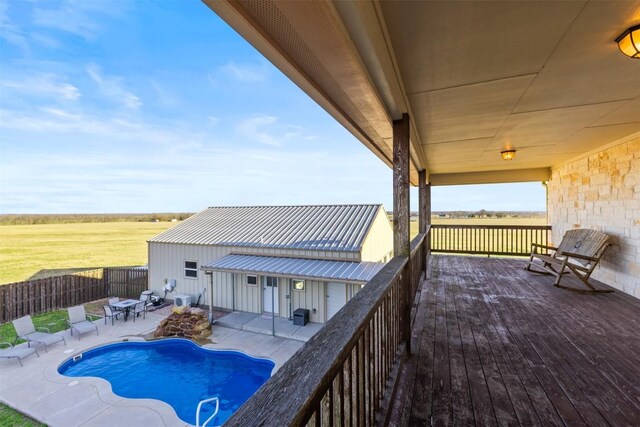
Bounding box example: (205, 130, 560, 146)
(0, 213, 194, 226)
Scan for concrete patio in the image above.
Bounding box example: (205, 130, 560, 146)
(216, 311, 324, 342)
(0, 311, 304, 426)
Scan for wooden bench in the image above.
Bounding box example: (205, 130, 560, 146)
(525, 228, 612, 293)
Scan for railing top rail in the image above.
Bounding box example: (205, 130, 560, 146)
(411, 232, 427, 252)
(225, 255, 408, 425)
(431, 224, 551, 230)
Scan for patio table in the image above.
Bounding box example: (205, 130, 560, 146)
(111, 299, 142, 322)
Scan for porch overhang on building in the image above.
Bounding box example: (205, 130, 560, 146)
(204, 0, 640, 186)
(201, 254, 385, 284)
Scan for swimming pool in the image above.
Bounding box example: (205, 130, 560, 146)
(58, 339, 274, 426)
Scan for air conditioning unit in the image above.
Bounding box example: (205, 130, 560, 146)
(174, 294, 192, 308)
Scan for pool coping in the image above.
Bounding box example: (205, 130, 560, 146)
(0, 314, 304, 426)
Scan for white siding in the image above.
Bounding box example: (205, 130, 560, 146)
(233, 273, 261, 313)
(360, 207, 394, 262)
(148, 242, 358, 306)
(290, 280, 326, 323)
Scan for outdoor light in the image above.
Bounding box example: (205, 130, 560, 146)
(501, 149, 516, 160)
(615, 25, 640, 59)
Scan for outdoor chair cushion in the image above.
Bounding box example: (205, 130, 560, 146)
(12, 315, 66, 351)
(67, 305, 98, 339)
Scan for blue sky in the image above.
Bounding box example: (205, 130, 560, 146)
(0, 0, 545, 214)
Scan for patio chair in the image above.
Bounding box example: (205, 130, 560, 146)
(131, 302, 146, 322)
(67, 305, 98, 339)
(103, 305, 121, 325)
(0, 342, 39, 367)
(12, 315, 66, 352)
(108, 297, 124, 315)
(525, 228, 612, 293)
(139, 291, 154, 311)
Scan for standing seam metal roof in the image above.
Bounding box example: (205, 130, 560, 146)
(202, 254, 386, 283)
(148, 204, 384, 252)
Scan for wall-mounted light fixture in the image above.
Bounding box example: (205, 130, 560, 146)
(501, 149, 516, 160)
(616, 24, 640, 59)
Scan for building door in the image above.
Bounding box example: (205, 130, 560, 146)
(326, 282, 347, 320)
(263, 276, 279, 314)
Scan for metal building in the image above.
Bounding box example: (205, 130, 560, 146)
(147, 204, 393, 323)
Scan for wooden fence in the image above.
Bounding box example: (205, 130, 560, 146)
(106, 268, 148, 299)
(0, 267, 148, 323)
(431, 224, 552, 256)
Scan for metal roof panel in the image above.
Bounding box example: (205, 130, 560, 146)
(202, 254, 386, 283)
(149, 204, 385, 252)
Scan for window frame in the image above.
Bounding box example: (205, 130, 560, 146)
(246, 275, 258, 287)
(184, 260, 198, 279)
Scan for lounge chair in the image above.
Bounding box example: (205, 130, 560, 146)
(103, 305, 121, 325)
(0, 342, 39, 367)
(526, 228, 612, 293)
(67, 305, 98, 339)
(12, 315, 66, 352)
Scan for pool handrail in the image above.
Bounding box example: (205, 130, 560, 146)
(196, 396, 219, 427)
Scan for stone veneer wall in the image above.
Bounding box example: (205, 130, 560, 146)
(547, 136, 640, 297)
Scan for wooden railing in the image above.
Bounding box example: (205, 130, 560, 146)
(0, 267, 149, 323)
(430, 224, 551, 256)
(225, 232, 428, 426)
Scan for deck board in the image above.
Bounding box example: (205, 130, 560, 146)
(398, 255, 640, 426)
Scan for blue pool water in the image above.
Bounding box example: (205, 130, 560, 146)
(58, 339, 274, 426)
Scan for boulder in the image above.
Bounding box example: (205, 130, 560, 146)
(154, 307, 211, 340)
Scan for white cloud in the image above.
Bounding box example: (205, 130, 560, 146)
(32, 0, 125, 39)
(87, 64, 141, 110)
(1, 74, 81, 101)
(235, 115, 282, 146)
(0, 107, 203, 150)
(217, 60, 269, 83)
(235, 115, 313, 147)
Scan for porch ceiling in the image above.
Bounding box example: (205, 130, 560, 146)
(204, 0, 640, 185)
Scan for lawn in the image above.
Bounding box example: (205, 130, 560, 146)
(0, 308, 101, 344)
(0, 404, 45, 427)
(0, 222, 174, 285)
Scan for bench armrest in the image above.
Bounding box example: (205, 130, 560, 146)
(36, 327, 51, 333)
(531, 243, 558, 251)
(561, 251, 598, 262)
(0, 341, 14, 349)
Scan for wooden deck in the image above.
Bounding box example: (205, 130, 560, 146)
(392, 255, 640, 426)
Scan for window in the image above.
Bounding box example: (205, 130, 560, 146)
(247, 275, 258, 286)
(292, 279, 305, 291)
(184, 260, 198, 279)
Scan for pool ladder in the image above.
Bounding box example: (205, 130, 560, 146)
(196, 396, 219, 427)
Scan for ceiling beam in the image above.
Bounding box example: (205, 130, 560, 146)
(430, 168, 551, 186)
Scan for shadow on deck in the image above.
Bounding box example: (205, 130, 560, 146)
(392, 254, 640, 426)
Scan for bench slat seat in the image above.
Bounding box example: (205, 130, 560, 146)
(525, 228, 611, 293)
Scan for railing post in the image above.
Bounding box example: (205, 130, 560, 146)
(418, 170, 428, 276)
(393, 113, 411, 353)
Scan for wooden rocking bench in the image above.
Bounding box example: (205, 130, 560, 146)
(525, 228, 612, 293)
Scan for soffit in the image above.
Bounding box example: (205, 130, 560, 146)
(380, 0, 640, 180)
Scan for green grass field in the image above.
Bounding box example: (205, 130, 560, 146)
(0, 222, 174, 284)
(0, 404, 45, 427)
(0, 217, 548, 285)
(410, 216, 548, 238)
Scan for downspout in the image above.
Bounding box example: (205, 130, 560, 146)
(271, 278, 275, 336)
(232, 273, 235, 311)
